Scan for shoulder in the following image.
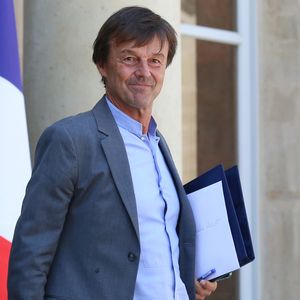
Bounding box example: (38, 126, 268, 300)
(43, 96, 111, 138)
(36, 98, 112, 155)
(36, 111, 91, 151)
(52, 110, 95, 134)
(35, 107, 97, 156)
(41, 99, 105, 142)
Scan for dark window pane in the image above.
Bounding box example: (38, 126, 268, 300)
(182, 38, 237, 182)
(196, 40, 237, 175)
(182, 0, 237, 31)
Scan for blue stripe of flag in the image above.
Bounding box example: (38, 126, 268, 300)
(0, 0, 22, 91)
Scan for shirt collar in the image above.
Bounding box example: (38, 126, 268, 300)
(106, 96, 158, 138)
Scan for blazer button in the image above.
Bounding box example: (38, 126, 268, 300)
(128, 252, 136, 262)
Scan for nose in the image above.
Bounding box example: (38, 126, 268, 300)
(135, 60, 151, 79)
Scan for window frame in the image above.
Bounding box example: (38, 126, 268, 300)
(180, 1, 260, 299)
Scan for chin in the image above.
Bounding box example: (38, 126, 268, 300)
(128, 101, 151, 111)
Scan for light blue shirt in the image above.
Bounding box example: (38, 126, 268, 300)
(107, 98, 189, 300)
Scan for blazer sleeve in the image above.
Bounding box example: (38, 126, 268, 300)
(8, 123, 78, 300)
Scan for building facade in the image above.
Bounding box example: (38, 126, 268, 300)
(14, 1, 300, 299)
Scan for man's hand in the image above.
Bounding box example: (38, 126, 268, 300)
(195, 279, 217, 300)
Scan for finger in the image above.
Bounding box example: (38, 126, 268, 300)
(199, 280, 218, 296)
(196, 294, 205, 300)
(195, 279, 202, 294)
(205, 280, 218, 293)
(195, 279, 208, 296)
(195, 280, 209, 297)
(200, 281, 212, 296)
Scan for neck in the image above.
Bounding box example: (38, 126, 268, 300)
(107, 95, 152, 134)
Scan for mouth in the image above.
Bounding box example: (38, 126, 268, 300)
(128, 83, 153, 87)
(127, 83, 153, 92)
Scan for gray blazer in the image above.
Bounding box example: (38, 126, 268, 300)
(8, 97, 196, 300)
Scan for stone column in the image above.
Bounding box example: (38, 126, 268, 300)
(14, 0, 23, 74)
(258, 1, 300, 299)
(23, 0, 182, 172)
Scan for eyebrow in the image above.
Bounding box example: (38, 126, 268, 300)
(120, 49, 166, 59)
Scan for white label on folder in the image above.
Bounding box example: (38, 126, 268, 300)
(187, 181, 240, 280)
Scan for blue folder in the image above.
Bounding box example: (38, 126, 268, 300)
(184, 165, 255, 272)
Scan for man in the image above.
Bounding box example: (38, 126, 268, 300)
(8, 6, 217, 300)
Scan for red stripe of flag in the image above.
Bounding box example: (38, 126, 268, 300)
(0, 236, 11, 300)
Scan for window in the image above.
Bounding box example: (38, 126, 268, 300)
(181, 1, 259, 299)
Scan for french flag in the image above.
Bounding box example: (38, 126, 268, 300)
(0, 0, 31, 298)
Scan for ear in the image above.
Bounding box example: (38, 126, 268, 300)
(96, 63, 107, 77)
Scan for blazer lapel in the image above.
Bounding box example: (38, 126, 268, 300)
(92, 97, 140, 241)
(158, 131, 196, 244)
(157, 131, 185, 198)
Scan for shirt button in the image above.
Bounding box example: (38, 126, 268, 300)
(128, 252, 136, 262)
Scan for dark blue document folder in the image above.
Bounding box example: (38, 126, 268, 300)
(184, 165, 255, 271)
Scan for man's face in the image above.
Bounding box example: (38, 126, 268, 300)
(98, 36, 169, 117)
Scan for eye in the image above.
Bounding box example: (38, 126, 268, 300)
(150, 58, 162, 66)
(123, 56, 137, 64)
